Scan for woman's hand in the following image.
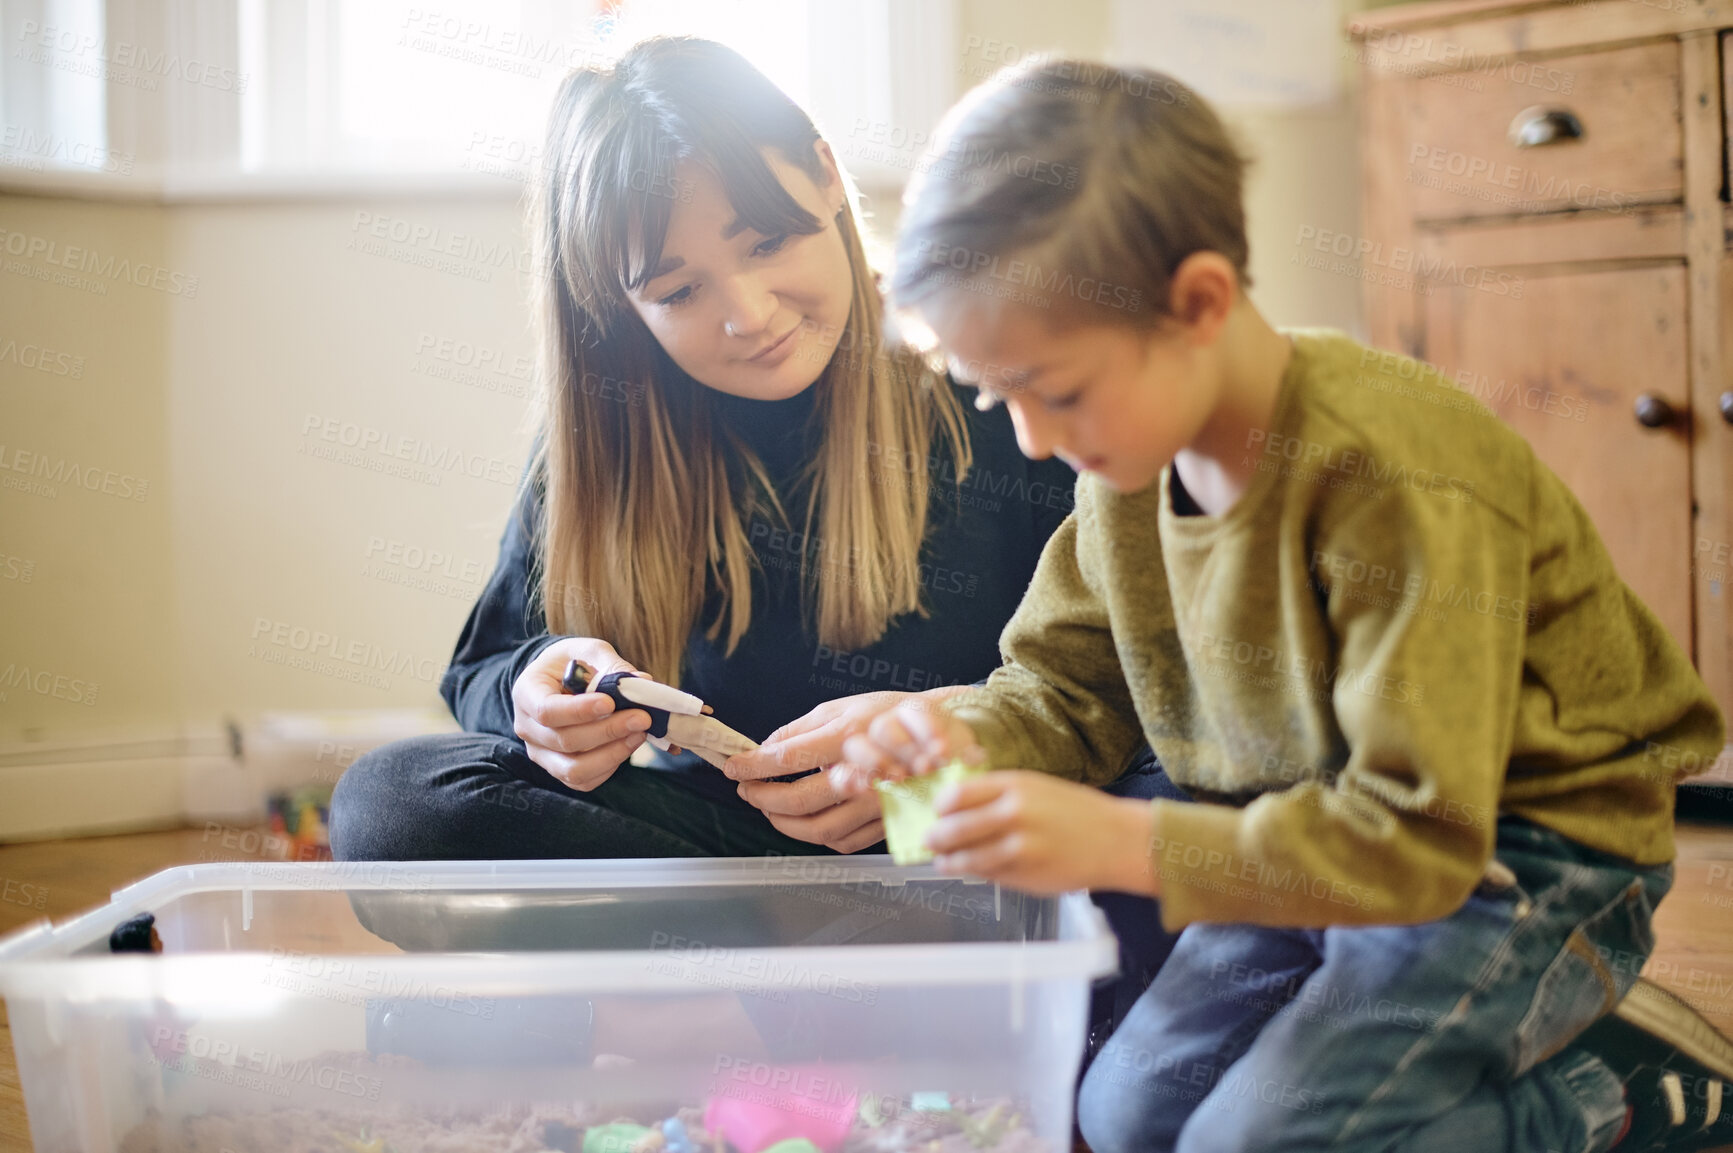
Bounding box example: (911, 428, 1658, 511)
(721, 688, 975, 853)
(923, 771, 1162, 897)
(828, 698, 987, 796)
(720, 690, 917, 854)
(736, 773, 886, 854)
(511, 638, 657, 792)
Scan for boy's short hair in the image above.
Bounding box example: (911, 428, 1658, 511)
(891, 58, 1251, 331)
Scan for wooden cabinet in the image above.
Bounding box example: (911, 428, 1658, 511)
(1419, 263, 1694, 648)
(1353, 2, 1733, 776)
(1399, 40, 1684, 223)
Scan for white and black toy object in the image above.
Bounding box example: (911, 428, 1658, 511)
(561, 660, 757, 771)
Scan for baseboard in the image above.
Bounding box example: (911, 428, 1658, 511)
(0, 709, 454, 843)
(0, 724, 255, 842)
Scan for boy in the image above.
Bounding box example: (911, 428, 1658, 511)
(835, 57, 1733, 1153)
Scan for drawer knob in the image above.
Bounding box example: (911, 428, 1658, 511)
(1635, 393, 1677, 429)
(1719, 392, 1733, 425)
(1509, 106, 1585, 148)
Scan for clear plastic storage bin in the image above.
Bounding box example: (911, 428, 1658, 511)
(0, 856, 1115, 1152)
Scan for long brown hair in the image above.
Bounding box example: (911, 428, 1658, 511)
(528, 37, 972, 684)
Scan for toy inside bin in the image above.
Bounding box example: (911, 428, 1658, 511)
(0, 857, 1115, 1152)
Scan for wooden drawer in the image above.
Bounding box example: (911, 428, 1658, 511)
(1400, 40, 1683, 223)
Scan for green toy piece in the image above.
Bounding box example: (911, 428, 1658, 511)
(875, 758, 987, 865)
(759, 1141, 823, 1153)
(583, 1123, 655, 1153)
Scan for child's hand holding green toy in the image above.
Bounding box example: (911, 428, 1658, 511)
(828, 700, 991, 865)
(833, 700, 1160, 895)
(875, 757, 989, 865)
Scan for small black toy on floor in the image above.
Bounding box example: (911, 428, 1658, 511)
(109, 912, 161, 953)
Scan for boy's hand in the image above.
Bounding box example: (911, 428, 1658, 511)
(721, 691, 913, 781)
(829, 700, 987, 795)
(926, 772, 1162, 897)
(722, 686, 977, 782)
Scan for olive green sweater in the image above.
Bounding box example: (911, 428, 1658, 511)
(947, 329, 1723, 930)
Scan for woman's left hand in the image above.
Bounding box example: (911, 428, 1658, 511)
(736, 773, 886, 854)
(720, 686, 976, 854)
(925, 771, 1163, 897)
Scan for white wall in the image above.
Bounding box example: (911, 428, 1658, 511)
(0, 192, 536, 746)
(0, 195, 181, 738)
(165, 199, 536, 718)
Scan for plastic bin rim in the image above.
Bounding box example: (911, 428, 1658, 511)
(0, 858, 1120, 997)
(3, 855, 1012, 956)
(0, 932, 1118, 1001)
(112, 855, 1006, 898)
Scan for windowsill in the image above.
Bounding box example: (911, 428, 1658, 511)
(1, 157, 917, 205)
(0, 164, 531, 204)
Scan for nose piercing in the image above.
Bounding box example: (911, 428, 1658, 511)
(724, 321, 738, 337)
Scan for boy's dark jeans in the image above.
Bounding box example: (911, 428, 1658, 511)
(1077, 815, 1672, 1153)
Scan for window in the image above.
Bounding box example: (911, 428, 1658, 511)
(1, 0, 958, 197)
(2, 0, 121, 177)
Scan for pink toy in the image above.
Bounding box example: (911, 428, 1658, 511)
(704, 1064, 858, 1153)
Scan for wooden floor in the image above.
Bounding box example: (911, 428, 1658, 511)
(2, 822, 1732, 1150)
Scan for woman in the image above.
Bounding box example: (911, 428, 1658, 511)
(329, 36, 1094, 864)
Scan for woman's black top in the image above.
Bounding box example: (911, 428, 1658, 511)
(438, 380, 1078, 763)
